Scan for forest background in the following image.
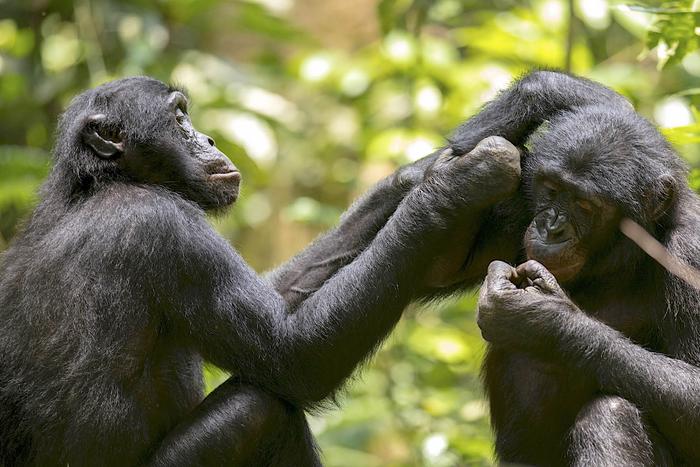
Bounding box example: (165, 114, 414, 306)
(1, 0, 700, 465)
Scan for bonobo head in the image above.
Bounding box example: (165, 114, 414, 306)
(53, 76, 240, 211)
(521, 105, 687, 285)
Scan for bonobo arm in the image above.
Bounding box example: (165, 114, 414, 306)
(477, 260, 700, 462)
(449, 70, 631, 155)
(266, 153, 438, 310)
(161, 138, 521, 407)
(268, 71, 595, 301)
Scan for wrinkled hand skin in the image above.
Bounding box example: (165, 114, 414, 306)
(421, 137, 523, 288)
(390, 150, 438, 191)
(426, 136, 522, 209)
(476, 260, 581, 354)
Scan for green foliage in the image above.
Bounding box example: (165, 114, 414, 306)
(689, 168, 700, 191)
(2, 0, 700, 464)
(0, 147, 49, 245)
(635, 1, 700, 67)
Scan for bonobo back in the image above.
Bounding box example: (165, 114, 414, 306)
(0, 183, 209, 465)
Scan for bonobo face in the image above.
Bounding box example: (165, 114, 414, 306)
(78, 77, 240, 211)
(518, 106, 684, 285)
(523, 173, 617, 283)
(149, 90, 241, 210)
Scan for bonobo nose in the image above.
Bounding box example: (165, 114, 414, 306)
(546, 212, 567, 235)
(197, 132, 216, 147)
(538, 208, 570, 242)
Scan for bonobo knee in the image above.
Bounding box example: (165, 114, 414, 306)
(577, 395, 640, 421)
(572, 395, 645, 439)
(569, 396, 658, 467)
(147, 380, 295, 467)
(212, 379, 290, 436)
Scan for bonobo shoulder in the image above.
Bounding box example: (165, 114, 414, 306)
(71, 184, 220, 265)
(83, 184, 195, 227)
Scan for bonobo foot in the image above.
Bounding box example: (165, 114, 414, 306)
(427, 136, 522, 209)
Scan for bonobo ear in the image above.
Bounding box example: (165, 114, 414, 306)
(651, 174, 676, 220)
(81, 114, 124, 159)
(167, 91, 188, 112)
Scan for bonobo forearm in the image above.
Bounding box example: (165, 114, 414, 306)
(267, 152, 439, 310)
(280, 182, 485, 402)
(196, 139, 520, 406)
(450, 71, 629, 154)
(557, 314, 700, 460)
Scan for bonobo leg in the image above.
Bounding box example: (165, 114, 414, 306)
(147, 379, 320, 467)
(567, 395, 674, 467)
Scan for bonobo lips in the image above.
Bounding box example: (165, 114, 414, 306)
(526, 241, 585, 283)
(209, 170, 241, 182)
(207, 164, 241, 184)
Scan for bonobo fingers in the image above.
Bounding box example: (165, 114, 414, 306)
(485, 260, 519, 293)
(478, 261, 519, 312)
(392, 150, 442, 191)
(436, 136, 522, 207)
(419, 136, 522, 213)
(477, 261, 520, 343)
(469, 136, 522, 178)
(515, 260, 564, 295)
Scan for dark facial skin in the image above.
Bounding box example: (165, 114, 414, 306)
(464, 71, 700, 466)
(523, 175, 618, 283)
(106, 90, 241, 211)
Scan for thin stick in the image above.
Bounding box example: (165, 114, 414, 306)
(619, 218, 700, 290)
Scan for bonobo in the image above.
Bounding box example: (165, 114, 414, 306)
(0, 77, 524, 466)
(462, 71, 700, 465)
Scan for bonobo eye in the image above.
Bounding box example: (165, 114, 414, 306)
(576, 198, 594, 212)
(175, 107, 187, 125)
(542, 180, 559, 195)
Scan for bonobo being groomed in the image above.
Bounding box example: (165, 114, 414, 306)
(464, 71, 700, 465)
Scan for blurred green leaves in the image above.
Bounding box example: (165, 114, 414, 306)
(630, 1, 700, 68)
(0, 147, 49, 245)
(2, 0, 700, 464)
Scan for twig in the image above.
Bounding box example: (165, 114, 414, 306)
(619, 218, 700, 290)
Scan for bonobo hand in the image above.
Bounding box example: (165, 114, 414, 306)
(390, 150, 440, 192)
(476, 260, 581, 353)
(425, 136, 522, 210)
(418, 137, 522, 289)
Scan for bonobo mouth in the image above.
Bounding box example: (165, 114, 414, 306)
(525, 238, 574, 261)
(525, 250, 585, 283)
(525, 237, 585, 283)
(208, 170, 241, 183)
(538, 260, 585, 282)
(205, 163, 242, 207)
(207, 162, 241, 185)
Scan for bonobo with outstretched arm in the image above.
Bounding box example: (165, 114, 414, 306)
(0, 77, 524, 467)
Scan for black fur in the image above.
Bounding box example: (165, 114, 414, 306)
(0, 77, 527, 466)
(463, 71, 700, 465)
